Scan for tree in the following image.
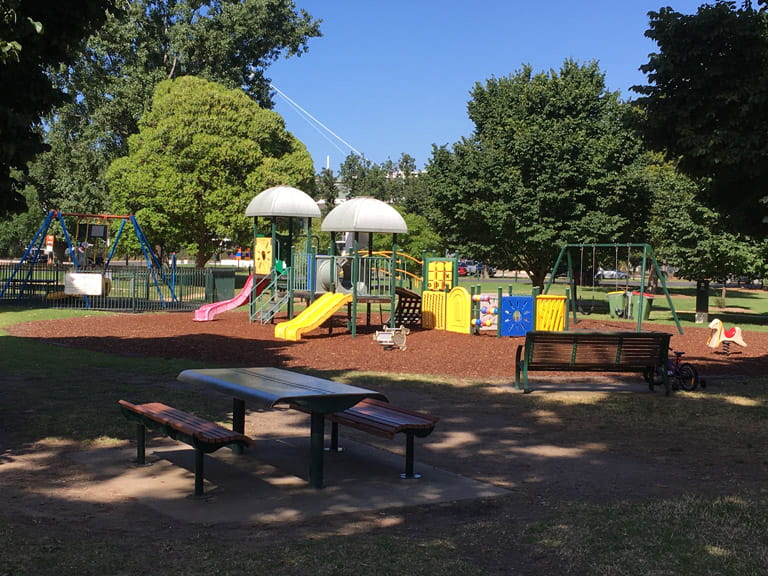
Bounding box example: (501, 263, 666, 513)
(338, 154, 389, 200)
(31, 0, 321, 212)
(645, 157, 761, 304)
(382, 153, 430, 214)
(367, 206, 443, 257)
(315, 167, 338, 217)
(337, 152, 427, 209)
(0, 0, 117, 216)
(106, 76, 314, 266)
(633, 2, 768, 236)
(425, 60, 653, 288)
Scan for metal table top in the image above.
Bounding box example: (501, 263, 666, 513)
(177, 366, 387, 414)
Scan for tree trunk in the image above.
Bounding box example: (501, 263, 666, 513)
(530, 270, 547, 292)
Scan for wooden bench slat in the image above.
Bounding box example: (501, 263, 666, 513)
(329, 398, 438, 439)
(119, 400, 253, 446)
(302, 398, 439, 479)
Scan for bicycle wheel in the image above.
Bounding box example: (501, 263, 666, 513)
(674, 363, 699, 391)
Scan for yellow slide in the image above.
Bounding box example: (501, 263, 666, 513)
(274, 292, 353, 341)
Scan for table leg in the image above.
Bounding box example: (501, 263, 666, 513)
(309, 412, 325, 489)
(232, 398, 246, 455)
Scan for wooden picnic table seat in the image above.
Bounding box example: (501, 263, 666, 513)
(324, 398, 439, 479)
(514, 331, 671, 395)
(118, 399, 254, 496)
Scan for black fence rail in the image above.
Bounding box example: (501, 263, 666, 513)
(0, 264, 228, 312)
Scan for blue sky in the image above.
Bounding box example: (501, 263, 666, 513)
(268, 1, 705, 172)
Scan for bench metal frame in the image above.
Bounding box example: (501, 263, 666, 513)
(119, 400, 253, 496)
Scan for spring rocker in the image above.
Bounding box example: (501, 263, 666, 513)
(372, 325, 410, 350)
(706, 318, 747, 355)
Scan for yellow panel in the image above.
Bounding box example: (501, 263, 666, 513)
(254, 237, 272, 276)
(446, 286, 471, 334)
(426, 259, 456, 291)
(535, 295, 566, 331)
(421, 290, 446, 329)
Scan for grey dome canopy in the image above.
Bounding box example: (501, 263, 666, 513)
(321, 197, 408, 233)
(244, 185, 321, 218)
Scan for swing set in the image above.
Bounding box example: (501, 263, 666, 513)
(544, 243, 683, 335)
(1, 209, 177, 306)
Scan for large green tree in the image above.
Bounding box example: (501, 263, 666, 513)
(0, 0, 116, 216)
(106, 76, 314, 266)
(645, 158, 763, 303)
(425, 60, 653, 288)
(633, 1, 768, 236)
(31, 0, 321, 212)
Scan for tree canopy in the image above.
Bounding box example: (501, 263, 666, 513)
(425, 60, 653, 287)
(0, 0, 117, 216)
(644, 157, 762, 284)
(106, 76, 314, 266)
(633, 1, 768, 237)
(32, 0, 321, 213)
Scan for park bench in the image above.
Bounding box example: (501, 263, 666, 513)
(514, 331, 672, 395)
(322, 398, 439, 479)
(118, 400, 254, 496)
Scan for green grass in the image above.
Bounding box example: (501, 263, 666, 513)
(2, 306, 768, 574)
(532, 494, 768, 575)
(0, 516, 482, 576)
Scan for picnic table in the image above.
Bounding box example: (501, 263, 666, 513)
(176, 367, 387, 489)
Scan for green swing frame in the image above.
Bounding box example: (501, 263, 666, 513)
(544, 243, 683, 335)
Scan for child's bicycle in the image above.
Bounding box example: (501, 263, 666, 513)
(643, 349, 701, 391)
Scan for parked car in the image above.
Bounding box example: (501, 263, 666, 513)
(457, 260, 496, 278)
(594, 267, 628, 280)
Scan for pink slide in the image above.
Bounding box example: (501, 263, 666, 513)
(193, 273, 262, 321)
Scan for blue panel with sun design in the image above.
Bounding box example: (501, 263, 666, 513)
(500, 295, 534, 336)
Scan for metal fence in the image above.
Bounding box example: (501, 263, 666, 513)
(0, 263, 214, 312)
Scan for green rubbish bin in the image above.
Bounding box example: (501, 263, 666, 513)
(205, 268, 236, 302)
(631, 291, 654, 320)
(607, 291, 627, 319)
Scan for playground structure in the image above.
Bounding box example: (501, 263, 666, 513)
(243, 191, 419, 340)
(0, 210, 180, 309)
(544, 243, 683, 335)
(193, 186, 453, 339)
(201, 185, 572, 340)
(190, 191, 682, 342)
(421, 284, 567, 337)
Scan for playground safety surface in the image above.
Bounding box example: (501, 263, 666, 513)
(8, 308, 768, 379)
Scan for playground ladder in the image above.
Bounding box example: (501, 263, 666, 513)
(249, 273, 290, 324)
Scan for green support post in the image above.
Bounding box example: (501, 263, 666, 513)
(309, 412, 325, 489)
